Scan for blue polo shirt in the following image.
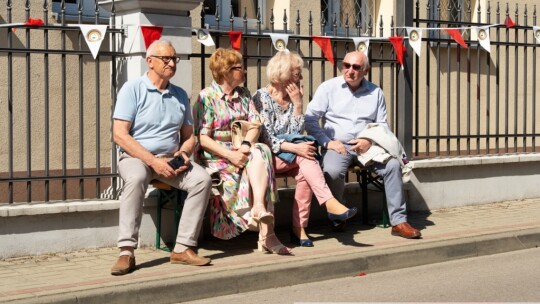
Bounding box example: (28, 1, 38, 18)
(113, 74, 193, 155)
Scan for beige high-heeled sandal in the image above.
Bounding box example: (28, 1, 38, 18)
(250, 204, 274, 224)
(258, 233, 292, 255)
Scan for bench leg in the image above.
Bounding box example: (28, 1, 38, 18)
(380, 195, 390, 228)
(156, 190, 164, 249)
(356, 168, 389, 228)
(370, 173, 389, 228)
(360, 170, 369, 224)
(155, 189, 180, 251)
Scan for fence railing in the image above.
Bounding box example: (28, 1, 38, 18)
(0, 0, 123, 204)
(413, 1, 539, 158)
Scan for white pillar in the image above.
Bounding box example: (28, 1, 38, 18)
(100, 0, 202, 96)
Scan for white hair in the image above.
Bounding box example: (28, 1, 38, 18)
(146, 39, 174, 58)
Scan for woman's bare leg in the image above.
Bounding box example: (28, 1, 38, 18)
(246, 148, 270, 216)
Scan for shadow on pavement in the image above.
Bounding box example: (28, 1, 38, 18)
(137, 256, 170, 269)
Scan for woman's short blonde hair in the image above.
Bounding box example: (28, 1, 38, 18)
(209, 48, 243, 83)
(266, 51, 304, 85)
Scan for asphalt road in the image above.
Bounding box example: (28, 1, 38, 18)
(184, 247, 540, 303)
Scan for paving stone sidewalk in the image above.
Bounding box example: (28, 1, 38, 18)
(1, 198, 540, 304)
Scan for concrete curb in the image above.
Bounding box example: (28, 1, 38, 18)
(8, 227, 540, 304)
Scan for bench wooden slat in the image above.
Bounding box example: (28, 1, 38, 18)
(151, 180, 174, 191)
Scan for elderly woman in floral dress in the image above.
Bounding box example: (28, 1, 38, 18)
(193, 48, 291, 255)
(253, 51, 357, 247)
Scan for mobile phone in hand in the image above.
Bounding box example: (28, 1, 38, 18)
(167, 155, 185, 170)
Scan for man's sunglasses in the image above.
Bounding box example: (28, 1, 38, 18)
(150, 55, 180, 64)
(342, 62, 363, 71)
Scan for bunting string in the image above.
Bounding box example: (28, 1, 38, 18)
(1, 17, 537, 62)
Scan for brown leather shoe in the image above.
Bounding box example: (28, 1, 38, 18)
(111, 255, 136, 276)
(391, 222, 422, 239)
(171, 248, 211, 266)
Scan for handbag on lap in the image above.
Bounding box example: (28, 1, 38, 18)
(230, 120, 261, 149)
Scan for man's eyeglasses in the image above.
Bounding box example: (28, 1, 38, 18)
(229, 65, 244, 71)
(342, 62, 363, 71)
(151, 55, 180, 64)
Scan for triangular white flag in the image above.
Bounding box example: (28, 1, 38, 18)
(351, 37, 369, 56)
(406, 27, 423, 57)
(533, 26, 540, 43)
(78, 24, 108, 59)
(196, 28, 215, 47)
(269, 33, 289, 51)
(474, 26, 491, 53)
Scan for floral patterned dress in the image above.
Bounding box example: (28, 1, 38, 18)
(193, 81, 277, 240)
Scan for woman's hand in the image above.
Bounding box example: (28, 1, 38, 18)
(228, 150, 249, 169)
(293, 141, 318, 160)
(285, 80, 303, 109)
(238, 144, 251, 155)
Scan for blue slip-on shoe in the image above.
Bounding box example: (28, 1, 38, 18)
(290, 230, 314, 247)
(327, 207, 358, 225)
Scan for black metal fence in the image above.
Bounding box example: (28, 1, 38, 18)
(1, 0, 538, 204)
(413, 1, 539, 158)
(194, 0, 539, 159)
(0, 0, 122, 204)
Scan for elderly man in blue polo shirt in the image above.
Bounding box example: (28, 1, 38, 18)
(111, 39, 212, 275)
(305, 51, 421, 239)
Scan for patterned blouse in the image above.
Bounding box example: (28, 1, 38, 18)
(252, 87, 305, 154)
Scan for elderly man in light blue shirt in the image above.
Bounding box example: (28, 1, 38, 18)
(111, 39, 212, 276)
(305, 51, 421, 239)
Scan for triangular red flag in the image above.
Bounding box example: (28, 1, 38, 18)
(228, 31, 242, 51)
(504, 16, 516, 28)
(140, 26, 163, 50)
(312, 36, 335, 64)
(388, 36, 406, 68)
(24, 18, 44, 27)
(14, 17, 44, 32)
(444, 29, 468, 48)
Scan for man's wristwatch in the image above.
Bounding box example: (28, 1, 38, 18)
(241, 140, 252, 148)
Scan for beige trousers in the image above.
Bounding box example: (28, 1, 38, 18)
(117, 153, 212, 248)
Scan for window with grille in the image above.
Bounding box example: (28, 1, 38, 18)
(431, 0, 472, 23)
(429, 0, 472, 39)
(320, 0, 374, 36)
(203, 0, 265, 29)
(51, 0, 110, 23)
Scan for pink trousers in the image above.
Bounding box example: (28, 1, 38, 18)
(274, 155, 334, 228)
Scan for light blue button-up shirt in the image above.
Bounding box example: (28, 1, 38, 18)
(305, 76, 388, 147)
